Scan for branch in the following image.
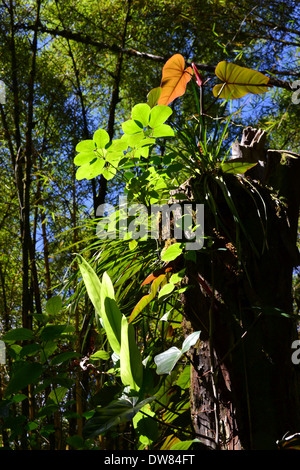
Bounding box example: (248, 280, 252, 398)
(16, 22, 295, 91)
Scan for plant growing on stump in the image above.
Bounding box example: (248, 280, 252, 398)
(73, 54, 300, 450)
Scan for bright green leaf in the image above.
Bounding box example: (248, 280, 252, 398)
(90, 350, 110, 361)
(93, 129, 110, 149)
(20, 343, 41, 358)
(75, 158, 105, 180)
(131, 103, 151, 128)
(152, 123, 175, 138)
(170, 269, 185, 284)
(132, 404, 158, 445)
(102, 165, 117, 180)
(161, 243, 183, 262)
(108, 138, 128, 153)
(75, 139, 96, 152)
(74, 151, 96, 166)
(170, 439, 201, 450)
(158, 282, 175, 299)
(76, 256, 122, 355)
(221, 160, 258, 174)
(122, 119, 143, 135)
(149, 105, 173, 128)
(100, 272, 123, 355)
(120, 316, 143, 391)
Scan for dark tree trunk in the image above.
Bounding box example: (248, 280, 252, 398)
(181, 128, 300, 450)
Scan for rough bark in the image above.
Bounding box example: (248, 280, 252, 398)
(180, 128, 300, 450)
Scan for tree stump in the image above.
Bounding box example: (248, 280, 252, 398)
(180, 128, 300, 450)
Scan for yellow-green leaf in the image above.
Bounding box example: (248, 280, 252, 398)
(120, 316, 143, 391)
(129, 274, 166, 323)
(213, 61, 270, 99)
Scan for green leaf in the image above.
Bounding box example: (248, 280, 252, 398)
(157, 282, 175, 299)
(129, 239, 138, 250)
(122, 119, 143, 135)
(83, 397, 155, 439)
(48, 387, 68, 404)
(213, 61, 270, 99)
(40, 341, 58, 363)
(40, 324, 74, 342)
(102, 165, 117, 181)
(100, 272, 123, 355)
(170, 439, 201, 450)
(120, 316, 143, 391)
(147, 87, 162, 108)
(75, 158, 105, 180)
(126, 132, 145, 147)
(152, 124, 175, 138)
(50, 351, 81, 366)
(108, 138, 128, 153)
(74, 151, 96, 166)
(5, 362, 43, 397)
(93, 129, 110, 149)
(221, 161, 258, 174)
(149, 105, 173, 128)
(12, 394, 28, 403)
(3, 328, 34, 343)
(132, 404, 158, 445)
(170, 269, 185, 284)
(46, 295, 63, 316)
(20, 343, 41, 358)
(90, 350, 110, 361)
(161, 243, 183, 262)
(75, 139, 96, 152)
(76, 254, 102, 309)
(154, 331, 200, 375)
(131, 103, 151, 128)
(181, 331, 201, 353)
(129, 274, 166, 323)
(154, 346, 182, 375)
(76, 255, 122, 355)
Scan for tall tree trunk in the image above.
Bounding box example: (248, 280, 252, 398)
(181, 128, 300, 450)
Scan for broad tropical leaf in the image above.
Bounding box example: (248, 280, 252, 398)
(161, 242, 183, 262)
(83, 397, 155, 438)
(3, 328, 34, 343)
(154, 331, 200, 375)
(158, 54, 193, 105)
(76, 255, 122, 355)
(120, 316, 143, 391)
(213, 61, 270, 99)
(221, 161, 258, 174)
(5, 362, 43, 397)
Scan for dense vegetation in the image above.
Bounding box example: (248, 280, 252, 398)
(0, 0, 299, 450)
